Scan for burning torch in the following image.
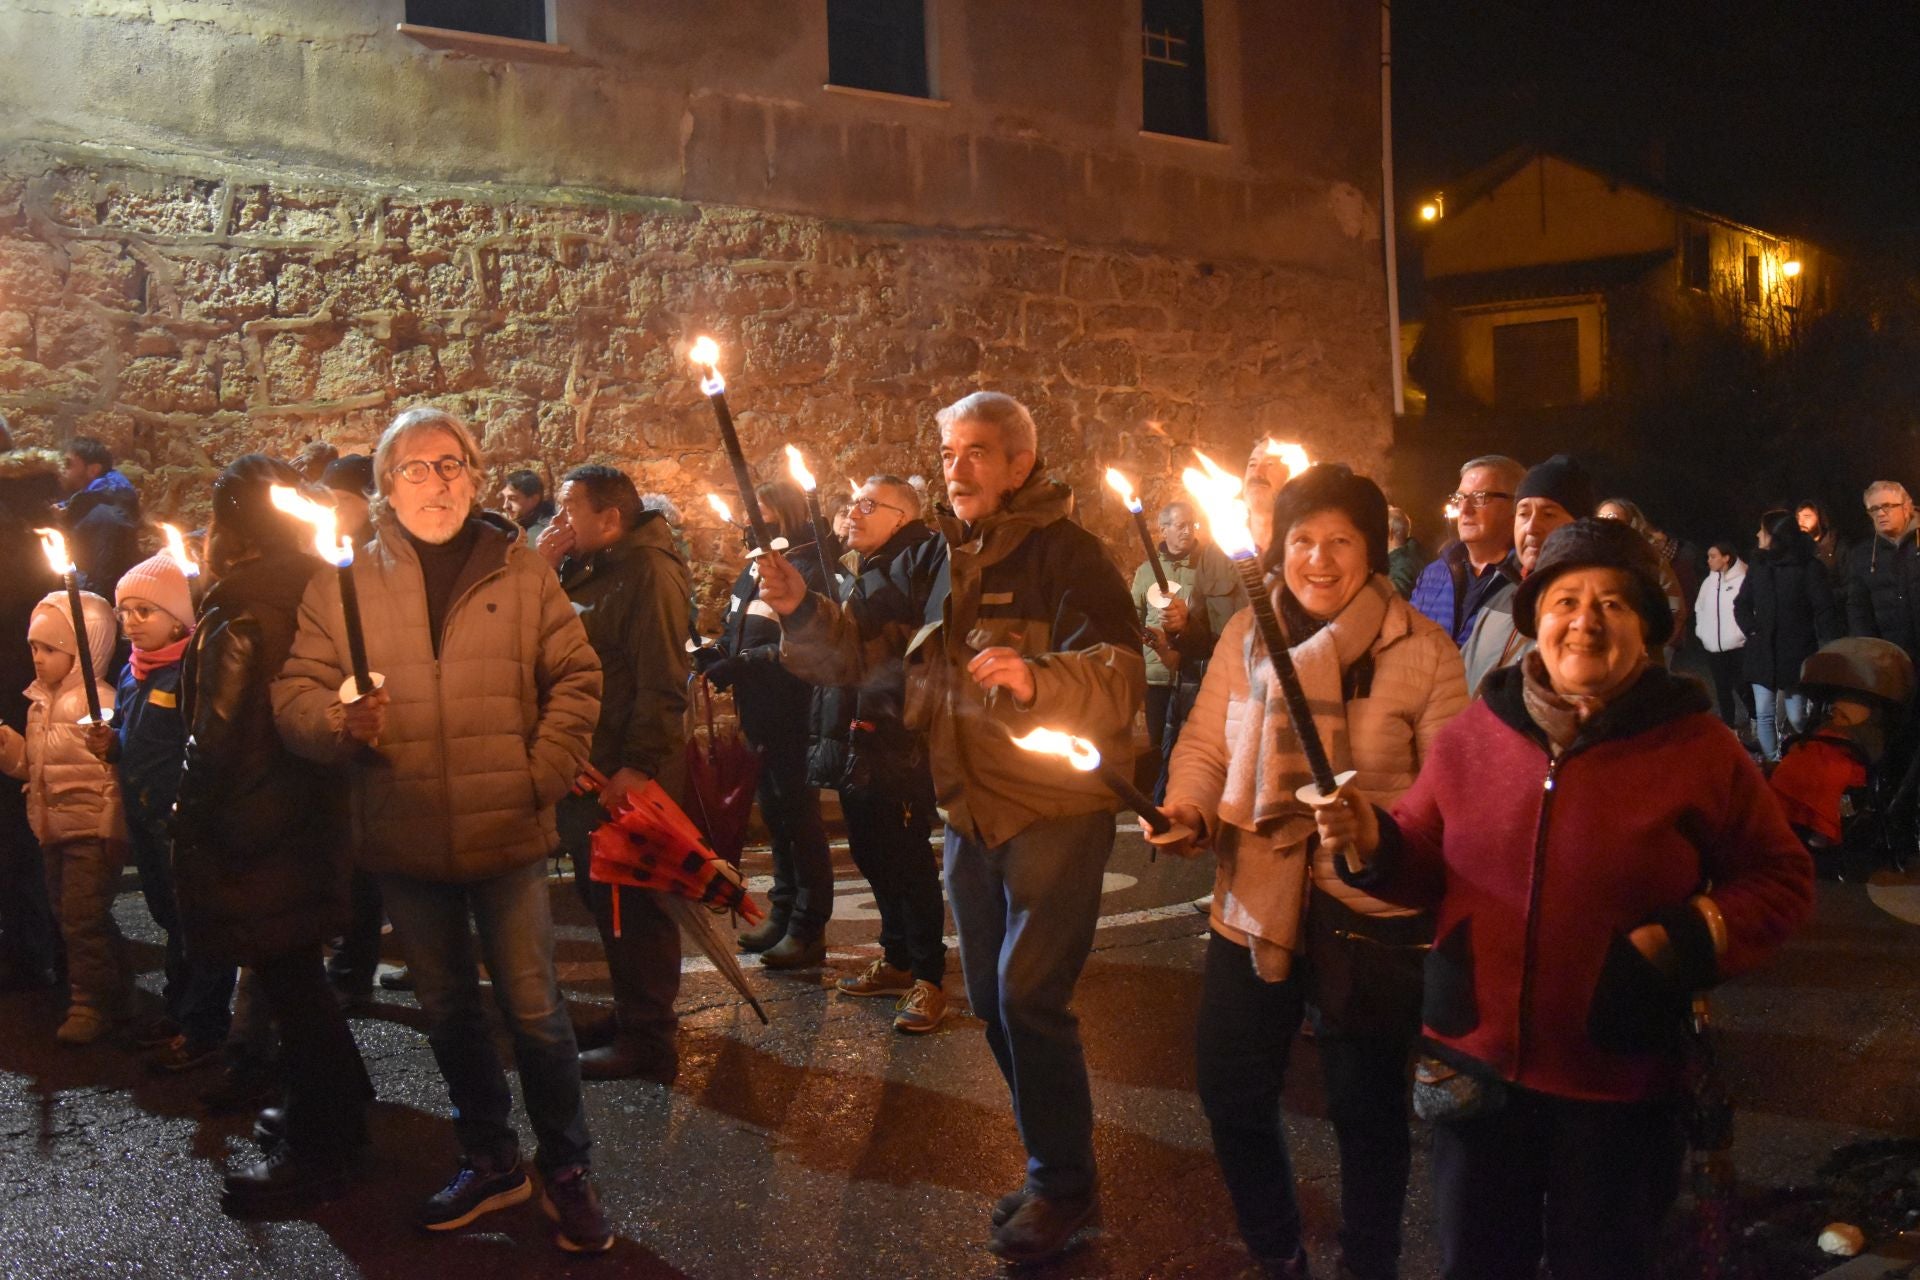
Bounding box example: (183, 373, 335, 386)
(1105, 467, 1176, 611)
(1011, 727, 1192, 849)
(269, 486, 379, 704)
(689, 336, 776, 554)
(784, 444, 840, 596)
(33, 527, 106, 725)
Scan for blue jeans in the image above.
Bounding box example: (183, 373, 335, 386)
(128, 810, 234, 1048)
(379, 860, 591, 1174)
(943, 808, 1114, 1200)
(1753, 685, 1808, 761)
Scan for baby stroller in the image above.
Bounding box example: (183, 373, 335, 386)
(1769, 637, 1917, 881)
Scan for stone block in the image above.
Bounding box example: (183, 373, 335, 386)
(66, 241, 145, 311)
(739, 314, 833, 386)
(158, 251, 276, 323)
(261, 330, 324, 404)
(230, 186, 357, 242)
(1022, 298, 1082, 349)
(97, 175, 224, 238)
(118, 355, 218, 414)
(0, 311, 29, 350)
(316, 329, 390, 400)
(0, 238, 67, 308)
(986, 242, 1066, 295)
(33, 308, 118, 373)
(918, 333, 981, 378)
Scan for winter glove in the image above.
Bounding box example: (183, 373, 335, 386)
(703, 655, 748, 691)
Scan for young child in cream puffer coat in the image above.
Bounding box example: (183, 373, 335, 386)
(0, 590, 128, 1044)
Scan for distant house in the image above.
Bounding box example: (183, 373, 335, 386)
(1407, 149, 1834, 412)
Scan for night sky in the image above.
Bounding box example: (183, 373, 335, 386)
(1392, 1, 1920, 248)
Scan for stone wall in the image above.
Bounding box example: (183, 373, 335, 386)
(0, 147, 1392, 616)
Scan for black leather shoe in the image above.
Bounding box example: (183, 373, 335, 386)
(760, 934, 826, 971)
(988, 1190, 1100, 1265)
(568, 1003, 618, 1051)
(991, 1185, 1031, 1227)
(253, 1107, 287, 1148)
(579, 1035, 678, 1085)
(735, 919, 788, 954)
(221, 1146, 358, 1215)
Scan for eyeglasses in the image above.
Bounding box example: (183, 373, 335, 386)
(1867, 502, 1910, 516)
(1447, 491, 1514, 509)
(114, 604, 163, 624)
(390, 457, 468, 485)
(851, 497, 911, 518)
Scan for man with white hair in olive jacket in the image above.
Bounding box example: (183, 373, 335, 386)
(272, 407, 610, 1254)
(757, 391, 1144, 1266)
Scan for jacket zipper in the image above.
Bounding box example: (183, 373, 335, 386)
(430, 561, 509, 868)
(1513, 753, 1562, 1079)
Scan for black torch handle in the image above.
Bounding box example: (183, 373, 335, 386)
(337, 561, 373, 696)
(1231, 557, 1338, 795)
(65, 574, 103, 722)
(1095, 762, 1173, 835)
(803, 491, 839, 596)
(705, 389, 775, 552)
(1131, 508, 1171, 595)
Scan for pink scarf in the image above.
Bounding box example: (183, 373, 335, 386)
(131, 635, 191, 683)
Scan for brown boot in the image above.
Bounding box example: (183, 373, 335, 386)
(760, 933, 826, 971)
(736, 918, 787, 954)
(579, 1032, 677, 1084)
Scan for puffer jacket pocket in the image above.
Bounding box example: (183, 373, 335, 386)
(1422, 916, 1479, 1037)
(1587, 932, 1691, 1055)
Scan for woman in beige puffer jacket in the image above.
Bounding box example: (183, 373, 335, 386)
(1162, 466, 1467, 1280)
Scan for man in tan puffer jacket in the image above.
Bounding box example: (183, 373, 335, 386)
(272, 407, 611, 1253)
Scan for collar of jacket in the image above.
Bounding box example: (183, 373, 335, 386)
(371, 512, 511, 601)
(565, 510, 682, 583)
(859, 519, 938, 572)
(517, 497, 556, 530)
(1442, 539, 1519, 579)
(936, 471, 1072, 568)
(1480, 659, 1711, 751)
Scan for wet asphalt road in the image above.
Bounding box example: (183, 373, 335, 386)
(3, 830, 1919, 1279)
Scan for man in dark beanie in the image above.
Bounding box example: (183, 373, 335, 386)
(1461, 455, 1596, 694)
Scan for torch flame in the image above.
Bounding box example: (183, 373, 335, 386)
(34, 527, 73, 576)
(784, 444, 818, 493)
(268, 485, 352, 568)
(849, 479, 861, 499)
(1183, 451, 1256, 561)
(689, 335, 725, 395)
(1443, 501, 1462, 522)
(1264, 440, 1311, 475)
(159, 523, 199, 578)
(706, 492, 735, 524)
(1103, 467, 1142, 513)
(1010, 728, 1103, 772)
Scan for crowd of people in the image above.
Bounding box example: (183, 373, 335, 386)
(0, 395, 1881, 1275)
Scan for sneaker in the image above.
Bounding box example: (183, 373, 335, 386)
(541, 1164, 613, 1254)
(377, 967, 413, 992)
(892, 980, 950, 1034)
(55, 1005, 112, 1046)
(987, 1190, 1100, 1265)
(221, 1145, 357, 1215)
(416, 1160, 533, 1232)
(837, 958, 914, 998)
(147, 1034, 224, 1075)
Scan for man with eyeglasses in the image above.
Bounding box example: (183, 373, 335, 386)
(804, 476, 953, 1032)
(273, 406, 613, 1253)
(758, 392, 1142, 1265)
(1409, 455, 1526, 646)
(1845, 481, 1920, 661)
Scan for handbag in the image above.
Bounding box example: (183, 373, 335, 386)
(682, 675, 762, 866)
(1412, 1050, 1508, 1124)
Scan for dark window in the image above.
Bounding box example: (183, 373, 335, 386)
(405, 0, 545, 41)
(1681, 225, 1711, 292)
(827, 0, 930, 98)
(1143, 0, 1208, 139)
(1744, 253, 1762, 306)
(1493, 317, 1581, 410)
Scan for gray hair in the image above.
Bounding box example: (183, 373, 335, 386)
(1459, 454, 1526, 491)
(864, 473, 924, 518)
(1865, 480, 1912, 505)
(1157, 500, 1194, 526)
(639, 492, 683, 524)
(373, 406, 485, 499)
(1387, 505, 1412, 541)
(935, 391, 1038, 458)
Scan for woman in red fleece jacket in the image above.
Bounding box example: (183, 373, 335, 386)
(1315, 517, 1814, 1280)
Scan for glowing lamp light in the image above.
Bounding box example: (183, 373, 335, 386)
(1420, 203, 1439, 222)
(159, 523, 199, 578)
(269, 485, 351, 568)
(1104, 467, 1143, 515)
(1782, 259, 1803, 278)
(1011, 728, 1103, 772)
(1182, 450, 1256, 562)
(784, 444, 818, 493)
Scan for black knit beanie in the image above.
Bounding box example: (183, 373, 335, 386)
(1262, 463, 1391, 576)
(1515, 454, 1597, 520)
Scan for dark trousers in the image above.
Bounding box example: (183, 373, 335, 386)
(1703, 649, 1755, 729)
(327, 870, 385, 994)
(128, 811, 234, 1048)
(1195, 931, 1308, 1262)
(0, 789, 56, 981)
(840, 783, 945, 984)
(757, 737, 834, 940)
(561, 793, 680, 1043)
(1433, 1085, 1686, 1280)
(1318, 1035, 1414, 1280)
(251, 942, 370, 1160)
